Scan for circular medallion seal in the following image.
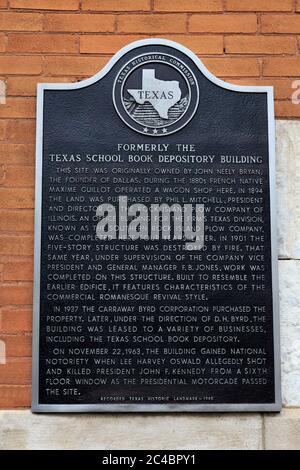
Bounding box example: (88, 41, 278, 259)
(113, 53, 199, 137)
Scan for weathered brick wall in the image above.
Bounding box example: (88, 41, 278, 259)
(0, 0, 300, 409)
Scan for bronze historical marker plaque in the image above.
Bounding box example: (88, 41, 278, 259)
(32, 39, 281, 412)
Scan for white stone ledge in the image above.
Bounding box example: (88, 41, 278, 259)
(0, 410, 263, 450)
(265, 408, 300, 450)
(2, 409, 300, 450)
(276, 120, 300, 260)
(279, 259, 300, 406)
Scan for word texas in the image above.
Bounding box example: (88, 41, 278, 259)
(95, 196, 204, 250)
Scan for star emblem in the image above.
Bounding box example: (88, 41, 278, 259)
(143, 127, 148, 133)
(162, 128, 167, 133)
(153, 128, 158, 134)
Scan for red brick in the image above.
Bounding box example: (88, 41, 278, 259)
(44, 55, 109, 76)
(80, 34, 224, 54)
(7, 33, 78, 53)
(6, 120, 35, 143)
(0, 165, 6, 183)
(0, 284, 33, 305)
(261, 15, 300, 33)
(0, 188, 34, 208)
(0, 0, 7, 8)
(272, 80, 295, 101)
(3, 261, 33, 281)
(10, 0, 79, 9)
(228, 78, 295, 100)
(0, 33, 5, 52)
(263, 58, 300, 76)
(7, 76, 75, 96)
(275, 101, 300, 118)
(0, 385, 31, 407)
(0, 235, 33, 255)
(0, 12, 43, 30)
(225, 36, 295, 54)
(0, 358, 31, 384)
(203, 57, 260, 77)
(1, 307, 32, 332)
(153, 34, 224, 54)
(297, 0, 300, 12)
(82, 0, 150, 10)
(118, 14, 186, 33)
(0, 144, 35, 165)
(0, 164, 4, 184)
(80, 34, 148, 53)
(0, 98, 35, 118)
(0, 334, 31, 356)
(155, 0, 222, 12)
(44, 13, 115, 32)
(225, 0, 292, 11)
(0, 210, 34, 231)
(4, 165, 35, 187)
(189, 14, 257, 33)
(0, 56, 42, 74)
(0, 120, 6, 140)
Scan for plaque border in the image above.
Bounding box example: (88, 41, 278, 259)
(32, 38, 281, 413)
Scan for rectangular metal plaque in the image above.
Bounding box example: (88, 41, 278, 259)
(32, 39, 281, 412)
